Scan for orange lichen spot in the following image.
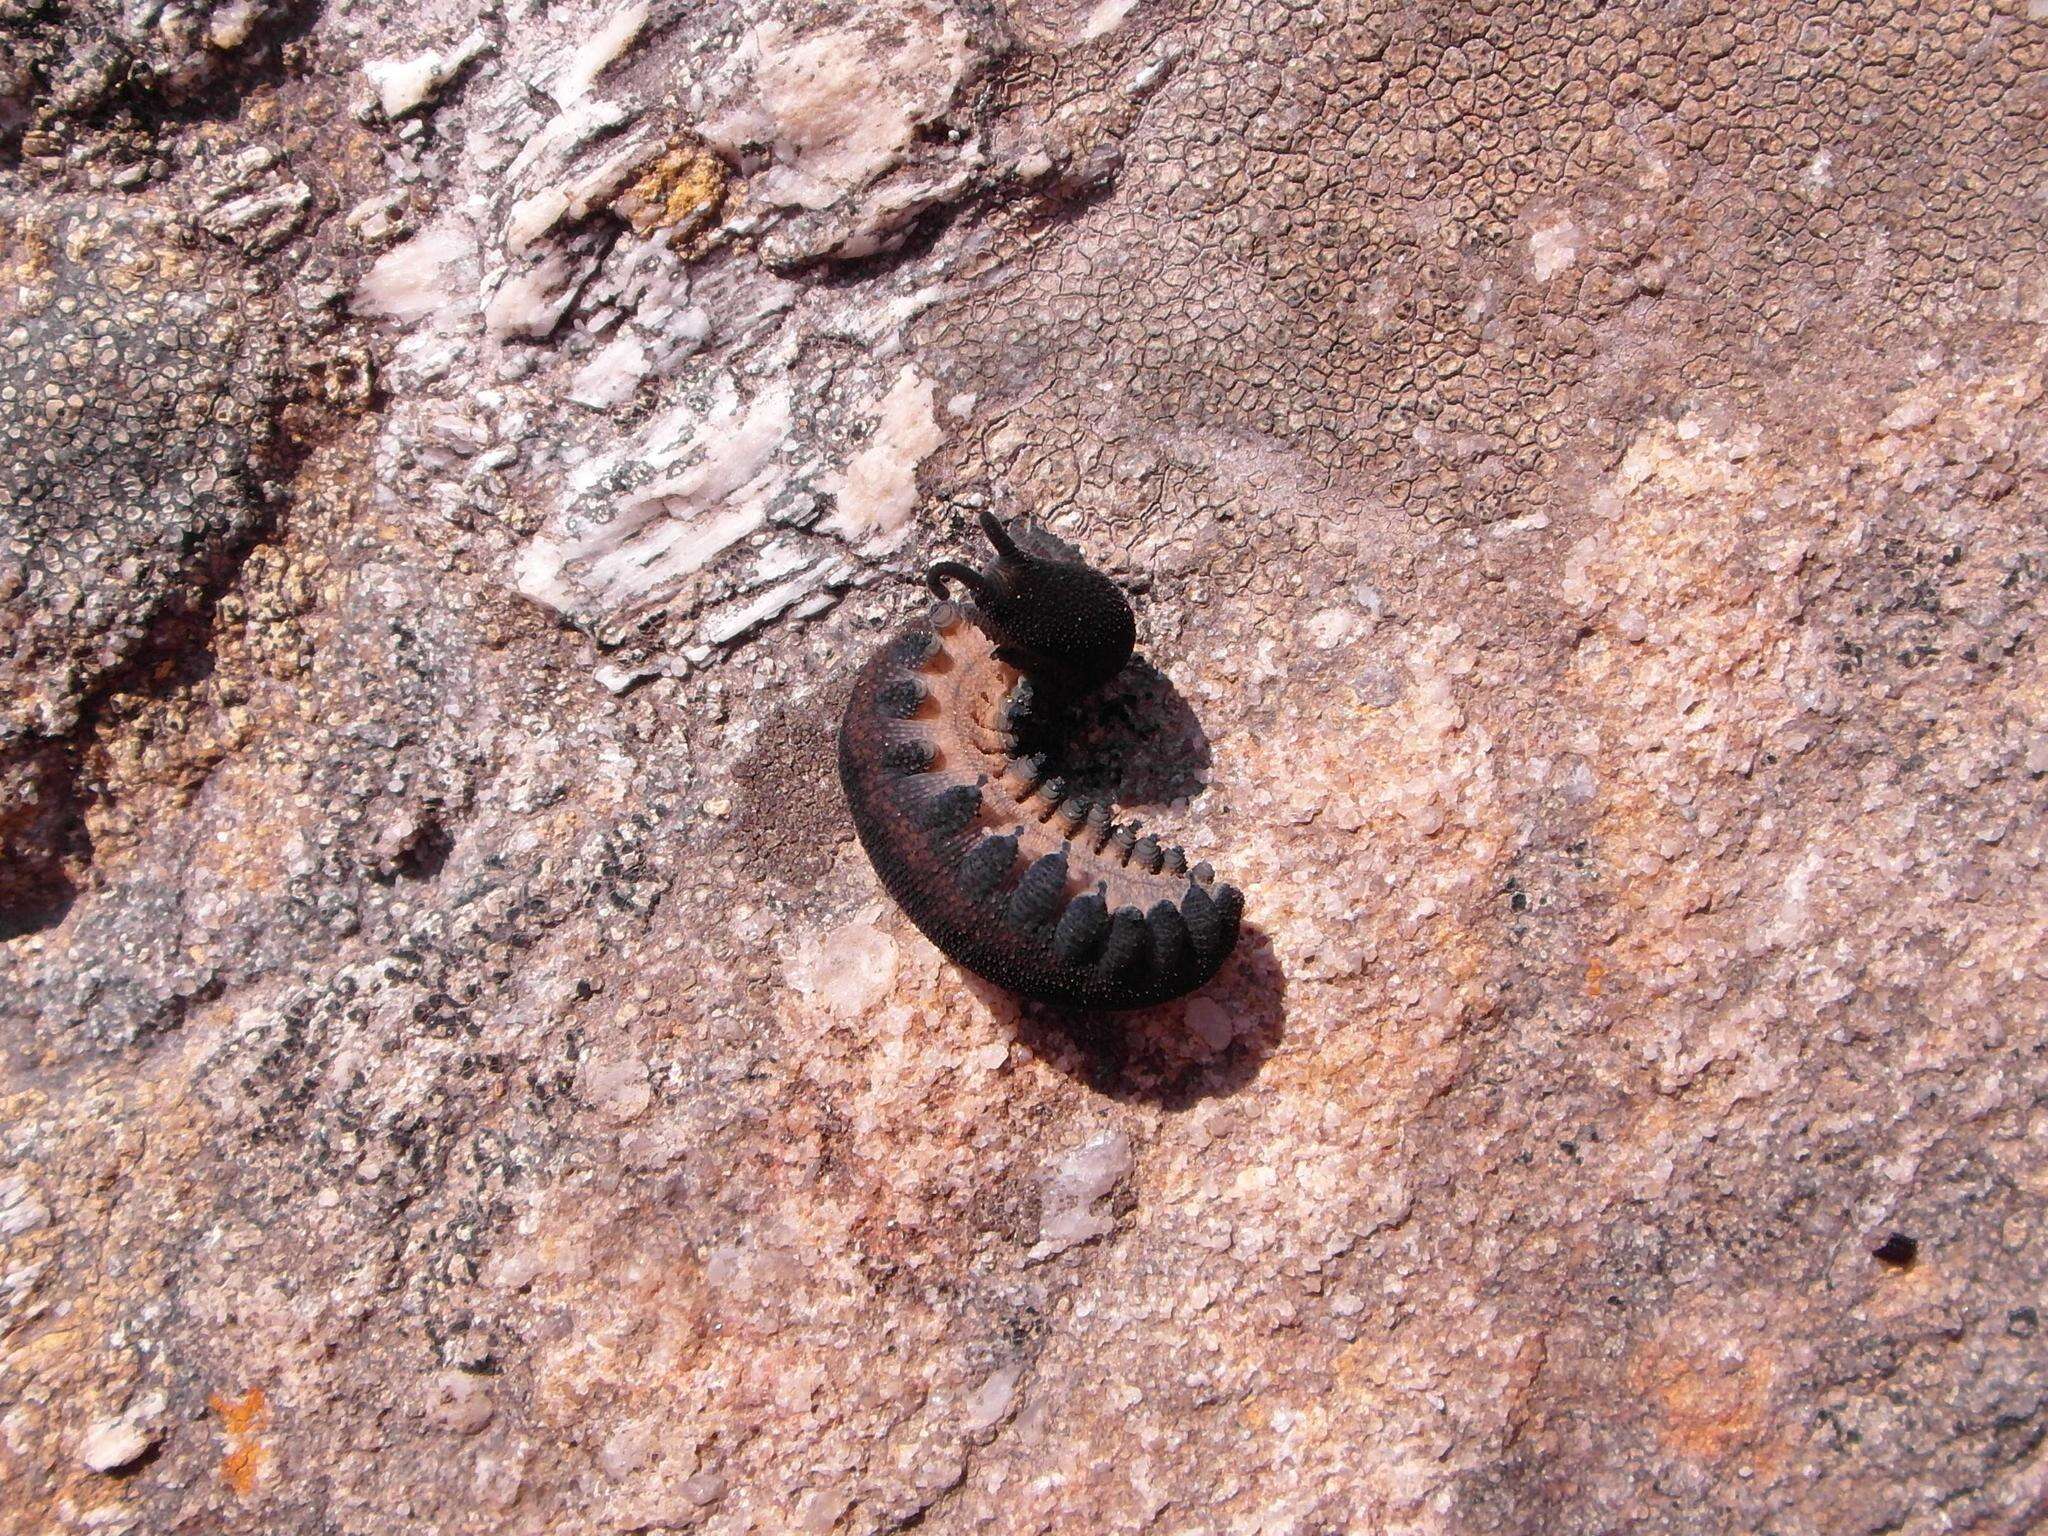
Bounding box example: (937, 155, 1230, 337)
(614, 140, 728, 239)
(1654, 1350, 1777, 1467)
(209, 1387, 271, 1496)
(1627, 1331, 1782, 1473)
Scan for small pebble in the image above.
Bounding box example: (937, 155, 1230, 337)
(1186, 997, 1235, 1051)
(78, 1418, 156, 1473)
(681, 1471, 727, 1506)
(425, 1371, 494, 1435)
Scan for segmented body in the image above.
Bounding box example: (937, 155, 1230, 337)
(837, 522, 1242, 1010)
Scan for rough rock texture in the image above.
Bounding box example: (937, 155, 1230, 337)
(2, 2, 2046, 1534)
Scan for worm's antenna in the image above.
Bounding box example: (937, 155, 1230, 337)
(977, 510, 1021, 560)
(926, 560, 993, 601)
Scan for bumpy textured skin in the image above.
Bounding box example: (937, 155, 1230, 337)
(840, 515, 1241, 1009)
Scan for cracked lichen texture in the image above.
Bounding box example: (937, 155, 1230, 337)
(0, 198, 278, 926)
(0, 201, 277, 736)
(2, 2, 2047, 1536)
(0, 0, 304, 156)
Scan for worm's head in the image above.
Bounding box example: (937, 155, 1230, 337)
(927, 511, 1135, 694)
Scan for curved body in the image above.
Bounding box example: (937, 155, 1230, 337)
(837, 516, 1242, 1009)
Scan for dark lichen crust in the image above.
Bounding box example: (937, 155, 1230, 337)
(838, 513, 1242, 1009)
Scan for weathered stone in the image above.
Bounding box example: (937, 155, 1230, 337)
(2, 3, 2044, 1534)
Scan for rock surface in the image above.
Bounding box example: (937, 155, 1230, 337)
(2, 2, 2045, 1534)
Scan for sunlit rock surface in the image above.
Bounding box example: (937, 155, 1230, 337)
(2, 1, 2045, 1533)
